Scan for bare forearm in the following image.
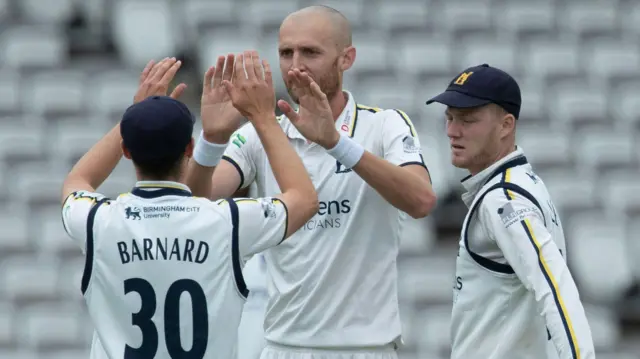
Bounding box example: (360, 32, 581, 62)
(62, 124, 123, 200)
(184, 160, 216, 197)
(353, 151, 436, 218)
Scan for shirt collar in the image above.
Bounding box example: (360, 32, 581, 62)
(131, 181, 192, 199)
(284, 90, 357, 140)
(460, 146, 527, 196)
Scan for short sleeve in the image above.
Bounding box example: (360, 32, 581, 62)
(222, 124, 258, 189)
(381, 109, 427, 169)
(61, 190, 108, 252)
(228, 197, 288, 260)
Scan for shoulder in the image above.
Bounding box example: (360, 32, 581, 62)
(356, 104, 417, 136)
(228, 119, 280, 154)
(479, 174, 546, 227)
(230, 122, 258, 144)
(63, 190, 112, 214)
(65, 190, 108, 203)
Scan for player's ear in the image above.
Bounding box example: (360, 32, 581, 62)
(340, 46, 356, 72)
(184, 137, 195, 158)
(500, 113, 516, 139)
(121, 140, 133, 160)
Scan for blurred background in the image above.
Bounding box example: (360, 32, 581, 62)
(1, 0, 640, 358)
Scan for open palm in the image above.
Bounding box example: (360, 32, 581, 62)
(277, 69, 337, 148)
(201, 54, 244, 142)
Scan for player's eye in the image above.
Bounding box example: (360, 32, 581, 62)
(279, 49, 293, 57)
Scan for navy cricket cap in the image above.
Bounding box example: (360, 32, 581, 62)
(120, 96, 195, 161)
(426, 64, 522, 119)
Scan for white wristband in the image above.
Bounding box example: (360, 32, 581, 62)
(325, 133, 364, 169)
(193, 131, 228, 167)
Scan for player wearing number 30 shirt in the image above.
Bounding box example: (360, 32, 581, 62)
(60, 58, 318, 359)
(62, 188, 288, 359)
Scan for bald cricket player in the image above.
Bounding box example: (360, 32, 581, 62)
(186, 6, 437, 359)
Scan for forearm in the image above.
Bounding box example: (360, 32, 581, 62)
(533, 245, 595, 359)
(543, 281, 595, 359)
(184, 159, 216, 198)
(495, 217, 596, 359)
(62, 124, 123, 201)
(352, 151, 435, 218)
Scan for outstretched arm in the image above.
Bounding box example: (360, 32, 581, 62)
(222, 51, 318, 239)
(184, 54, 248, 200)
(61, 58, 186, 203)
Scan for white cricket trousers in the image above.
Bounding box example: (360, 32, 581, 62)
(259, 343, 398, 359)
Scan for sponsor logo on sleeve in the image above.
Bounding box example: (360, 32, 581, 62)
(258, 198, 277, 219)
(232, 133, 247, 148)
(497, 202, 539, 228)
(402, 135, 421, 154)
(72, 191, 104, 200)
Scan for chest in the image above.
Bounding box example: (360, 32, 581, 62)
(453, 247, 522, 310)
(256, 138, 380, 197)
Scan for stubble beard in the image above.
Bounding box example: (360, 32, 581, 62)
(286, 60, 341, 105)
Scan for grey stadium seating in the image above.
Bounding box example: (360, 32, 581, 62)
(0, 0, 639, 358)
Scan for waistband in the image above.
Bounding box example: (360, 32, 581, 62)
(265, 341, 397, 354)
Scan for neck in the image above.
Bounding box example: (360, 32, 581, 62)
(328, 90, 348, 122)
(135, 172, 182, 183)
(469, 145, 517, 176)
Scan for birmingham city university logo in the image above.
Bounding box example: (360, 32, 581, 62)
(125, 206, 142, 220)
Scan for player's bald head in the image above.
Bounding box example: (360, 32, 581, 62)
(281, 5, 352, 49)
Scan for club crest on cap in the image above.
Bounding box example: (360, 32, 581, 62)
(453, 71, 474, 86)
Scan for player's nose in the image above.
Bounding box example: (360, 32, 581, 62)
(291, 52, 306, 72)
(446, 119, 462, 138)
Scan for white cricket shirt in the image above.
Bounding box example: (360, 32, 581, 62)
(451, 148, 595, 359)
(222, 91, 428, 348)
(61, 181, 288, 359)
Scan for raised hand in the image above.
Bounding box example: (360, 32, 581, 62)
(277, 69, 338, 149)
(133, 57, 187, 104)
(201, 54, 244, 143)
(222, 50, 276, 124)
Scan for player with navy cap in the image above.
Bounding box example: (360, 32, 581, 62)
(426, 64, 595, 359)
(61, 56, 318, 359)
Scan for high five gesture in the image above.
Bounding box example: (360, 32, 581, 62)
(222, 50, 276, 124)
(201, 54, 244, 144)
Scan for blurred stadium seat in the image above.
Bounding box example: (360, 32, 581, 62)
(0, 0, 638, 357)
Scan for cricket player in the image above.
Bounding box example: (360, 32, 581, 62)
(425, 64, 596, 359)
(60, 56, 318, 359)
(185, 6, 437, 359)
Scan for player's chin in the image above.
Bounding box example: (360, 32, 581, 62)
(450, 153, 470, 169)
